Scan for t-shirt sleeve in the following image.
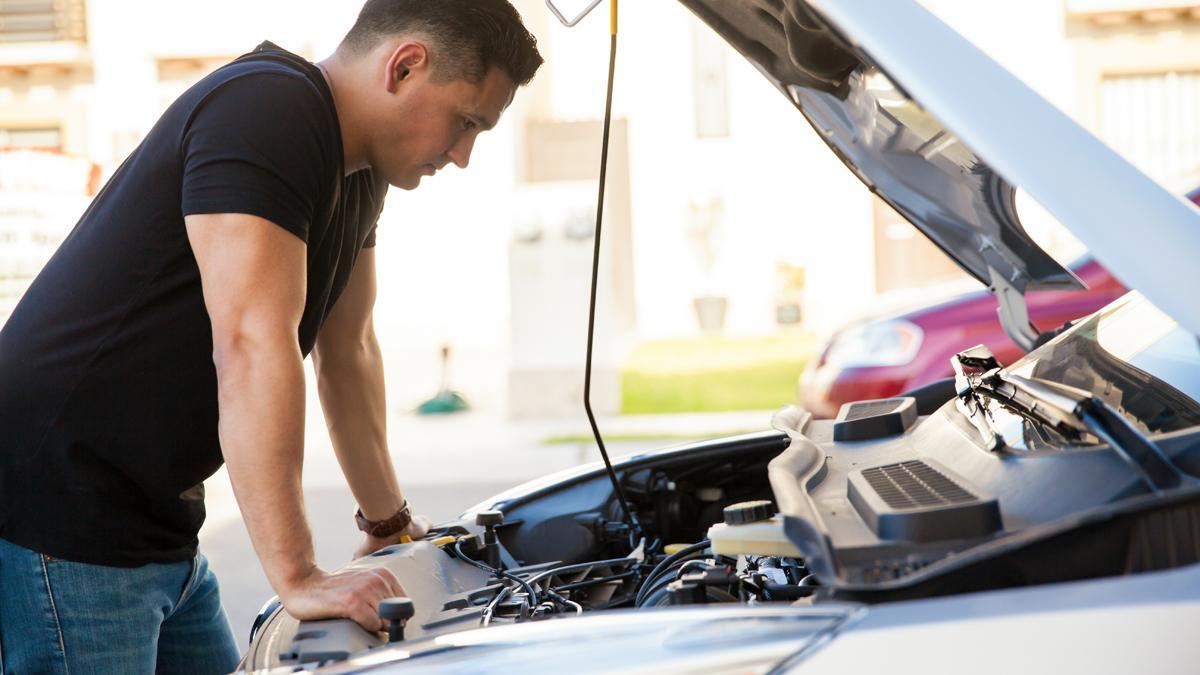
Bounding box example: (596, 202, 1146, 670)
(180, 72, 332, 243)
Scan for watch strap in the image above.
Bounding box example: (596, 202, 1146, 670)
(355, 501, 412, 538)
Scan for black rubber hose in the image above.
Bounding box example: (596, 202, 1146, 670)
(526, 556, 637, 587)
(639, 584, 674, 608)
(452, 540, 538, 614)
(482, 586, 512, 625)
(550, 570, 638, 594)
(637, 571, 686, 607)
(634, 552, 718, 607)
(641, 584, 739, 608)
(636, 553, 710, 606)
(763, 581, 813, 601)
(634, 540, 711, 607)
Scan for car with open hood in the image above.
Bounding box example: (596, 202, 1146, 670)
(241, 0, 1200, 672)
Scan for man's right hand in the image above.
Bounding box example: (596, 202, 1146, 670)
(279, 566, 407, 632)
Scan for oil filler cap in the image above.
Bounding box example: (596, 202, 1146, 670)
(723, 500, 774, 526)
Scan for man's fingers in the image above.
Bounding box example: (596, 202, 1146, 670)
(407, 515, 433, 539)
(283, 567, 405, 632)
(350, 603, 385, 633)
(350, 568, 405, 631)
(371, 567, 405, 598)
(358, 566, 399, 598)
(347, 577, 387, 632)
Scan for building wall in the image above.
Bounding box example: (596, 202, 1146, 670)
(1067, 3, 1200, 187)
(2, 1, 1197, 414)
(526, 1, 877, 339)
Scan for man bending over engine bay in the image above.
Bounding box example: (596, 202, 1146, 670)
(0, 1, 542, 671)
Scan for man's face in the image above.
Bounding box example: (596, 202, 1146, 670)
(370, 62, 517, 190)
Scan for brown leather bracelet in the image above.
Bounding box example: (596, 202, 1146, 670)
(354, 501, 412, 538)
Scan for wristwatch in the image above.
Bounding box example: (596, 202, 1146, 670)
(354, 500, 412, 538)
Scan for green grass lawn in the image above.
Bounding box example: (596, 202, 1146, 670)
(620, 334, 815, 414)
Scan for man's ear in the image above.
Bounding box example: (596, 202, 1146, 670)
(385, 41, 428, 93)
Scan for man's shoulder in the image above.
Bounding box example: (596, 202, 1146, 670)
(199, 56, 321, 102)
(226, 42, 320, 81)
(181, 43, 325, 117)
(176, 50, 335, 149)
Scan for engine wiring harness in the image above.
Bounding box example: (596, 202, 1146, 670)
(438, 532, 816, 627)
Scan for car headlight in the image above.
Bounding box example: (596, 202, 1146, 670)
(822, 320, 924, 368)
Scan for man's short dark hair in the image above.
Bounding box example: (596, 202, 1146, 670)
(342, 0, 543, 86)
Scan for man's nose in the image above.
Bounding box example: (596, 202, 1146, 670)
(446, 132, 477, 169)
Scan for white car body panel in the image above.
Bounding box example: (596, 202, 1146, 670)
(802, 563, 1200, 674)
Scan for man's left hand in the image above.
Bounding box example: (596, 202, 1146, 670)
(353, 514, 433, 559)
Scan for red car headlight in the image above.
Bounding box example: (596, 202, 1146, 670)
(822, 319, 924, 368)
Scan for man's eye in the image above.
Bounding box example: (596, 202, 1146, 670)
(462, 118, 477, 131)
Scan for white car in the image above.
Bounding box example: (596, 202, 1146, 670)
(243, 0, 1200, 672)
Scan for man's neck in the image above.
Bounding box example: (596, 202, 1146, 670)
(316, 55, 369, 176)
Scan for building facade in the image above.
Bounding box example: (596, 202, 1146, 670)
(1, 1, 1197, 415)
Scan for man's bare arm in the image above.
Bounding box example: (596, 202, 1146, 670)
(313, 248, 429, 556)
(186, 213, 403, 631)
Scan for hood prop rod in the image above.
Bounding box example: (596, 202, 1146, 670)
(580, 0, 642, 542)
(545, 0, 604, 27)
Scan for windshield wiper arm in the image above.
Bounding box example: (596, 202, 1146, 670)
(952, 346, 1189, 493)
(951, 346, 1003, 452)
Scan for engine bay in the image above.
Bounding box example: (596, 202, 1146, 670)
(244, 397, 1200, 670)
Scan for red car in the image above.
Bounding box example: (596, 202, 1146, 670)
(800, 189, 1200, 419)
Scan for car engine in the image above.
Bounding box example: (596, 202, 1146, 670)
(244, 396, 1200, 670)
(244, 430, 804, 668)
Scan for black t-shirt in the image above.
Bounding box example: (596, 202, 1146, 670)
(0, 42, 387, 567)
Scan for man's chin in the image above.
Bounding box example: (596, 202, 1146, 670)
(387, 174, 422, 191)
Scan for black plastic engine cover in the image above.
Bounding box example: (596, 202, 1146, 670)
(833, 397, 918, 442)
(847, 459, 1001, 542)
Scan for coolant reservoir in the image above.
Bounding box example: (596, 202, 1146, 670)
(707, 500, 804, 558)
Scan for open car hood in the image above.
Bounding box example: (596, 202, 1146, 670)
(680, 0, 1200, 340)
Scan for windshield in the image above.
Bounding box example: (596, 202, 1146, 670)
(975, 292, 1200, 450)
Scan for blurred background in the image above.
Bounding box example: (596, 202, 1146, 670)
(1, 0, 1198, 646)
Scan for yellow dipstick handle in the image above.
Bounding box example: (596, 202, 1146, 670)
(610, 0, 618, 35)
(431, 535, 458, 547)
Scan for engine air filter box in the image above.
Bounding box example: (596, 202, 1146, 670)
(833, 397, 917, 442)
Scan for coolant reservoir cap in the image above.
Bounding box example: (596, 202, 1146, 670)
(723, 500, 774, 526)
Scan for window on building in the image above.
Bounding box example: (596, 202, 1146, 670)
(691, 21, 730, 139)
(1099, 71, 1200, 185)
(0, 127, 60, 150)
(0, 0, 87, 44)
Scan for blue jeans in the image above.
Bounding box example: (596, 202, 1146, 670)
(0, 537, 241, 674)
